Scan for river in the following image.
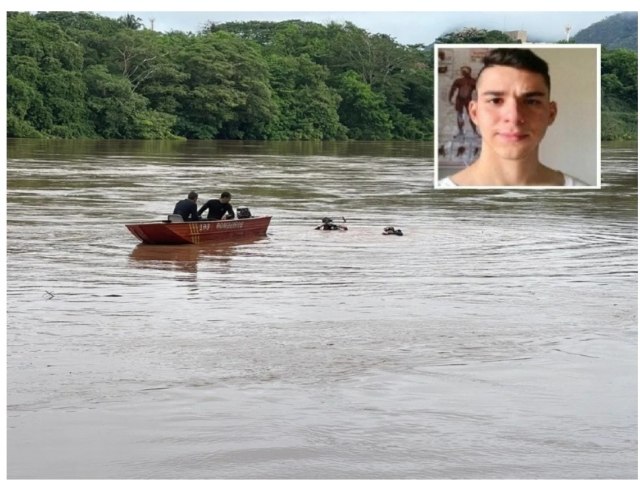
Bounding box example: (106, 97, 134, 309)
(6, 139, 637, 478)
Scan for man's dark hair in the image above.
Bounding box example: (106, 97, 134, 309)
(188, 191, 198, 200)
(477, 48, 551, 92)
(220, 191, 231, 199)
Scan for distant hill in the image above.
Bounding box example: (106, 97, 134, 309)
(573, 12, 637, 51)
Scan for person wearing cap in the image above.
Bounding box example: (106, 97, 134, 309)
(173, 190, 201, 221)
(198, 191, 235, 220)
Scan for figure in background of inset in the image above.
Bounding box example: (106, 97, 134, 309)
(449, 66, 477, 138)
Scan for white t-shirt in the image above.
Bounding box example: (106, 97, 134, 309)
(562, 174, 589, 187)
(437, 173, 589, 187)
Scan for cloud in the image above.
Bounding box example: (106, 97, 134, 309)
(96, 11, 622, 44)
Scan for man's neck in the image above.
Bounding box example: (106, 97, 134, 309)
(452, 147, 563, 186)
(476, 152, 541, 185)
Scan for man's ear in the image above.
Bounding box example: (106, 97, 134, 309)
(548, 101, 558, 125)
(469, 100, 478, 124)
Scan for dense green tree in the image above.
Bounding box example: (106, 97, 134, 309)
(329, 24, 405, 89)
(117, 13, 143, 30)
(601, 48, 638, 106)
(7, 13, 94, 137)
(104, 27, 181, 105)
(435, 28, 518, 44)
(204, 20, 275, 43)
(91, 29, 189, 121)
(384, 44, 433, 139)
(34, 11, 126, 67)
(174, 31, 275, 139)
(84, 65, 176, 139)
(266, 54, 346, 140)
(5, 13, 636, 141)
(389, 71, 433, 139)
(209, 20, 331, 61)
(600, 48, 637, 140)
(7, 72, 48, 137)
(336, 71, 393, 140)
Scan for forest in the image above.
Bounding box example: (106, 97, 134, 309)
(7, 12, 638, 141)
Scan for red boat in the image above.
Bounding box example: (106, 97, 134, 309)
(126, 216, 271, 245)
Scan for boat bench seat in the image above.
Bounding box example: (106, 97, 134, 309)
(167, 214, 184, 223)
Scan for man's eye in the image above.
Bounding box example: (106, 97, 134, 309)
(488, 98, 502, 104)
(526, 99, 542, 105)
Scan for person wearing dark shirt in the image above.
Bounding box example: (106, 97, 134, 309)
(198, 191, 235, 220)
(173, 190, 201, 221)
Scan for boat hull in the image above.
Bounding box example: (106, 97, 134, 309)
(126, 216, 271, 245)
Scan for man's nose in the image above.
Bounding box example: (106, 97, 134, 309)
(502, 98, 525, 124)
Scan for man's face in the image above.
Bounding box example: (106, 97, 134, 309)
(220, 197, 230, 204)
(469, 65, 557, 162)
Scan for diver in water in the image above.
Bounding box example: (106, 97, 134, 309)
(315, 217, 348, 231)
(383, 226, 403, 236)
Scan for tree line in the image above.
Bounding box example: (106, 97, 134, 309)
(7, 12, 637, 141)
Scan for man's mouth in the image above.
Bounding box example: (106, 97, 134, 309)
(497, 132, 530, 142)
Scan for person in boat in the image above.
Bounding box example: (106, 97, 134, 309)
(198, 191, 235, 220)
(173, 190, 201, 221)
(438, 48, 588, 187)
(315, 217, 348, 231)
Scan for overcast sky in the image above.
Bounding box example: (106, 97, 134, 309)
(93, 11, 628, 44)
(7, 0, 638, 45)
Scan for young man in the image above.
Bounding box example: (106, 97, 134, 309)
(439, 48, 587, 187)
(173, 190, 201, 221)
(198, 191, 235, 220)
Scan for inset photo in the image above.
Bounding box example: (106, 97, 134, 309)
(434, 44, 600, 188)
